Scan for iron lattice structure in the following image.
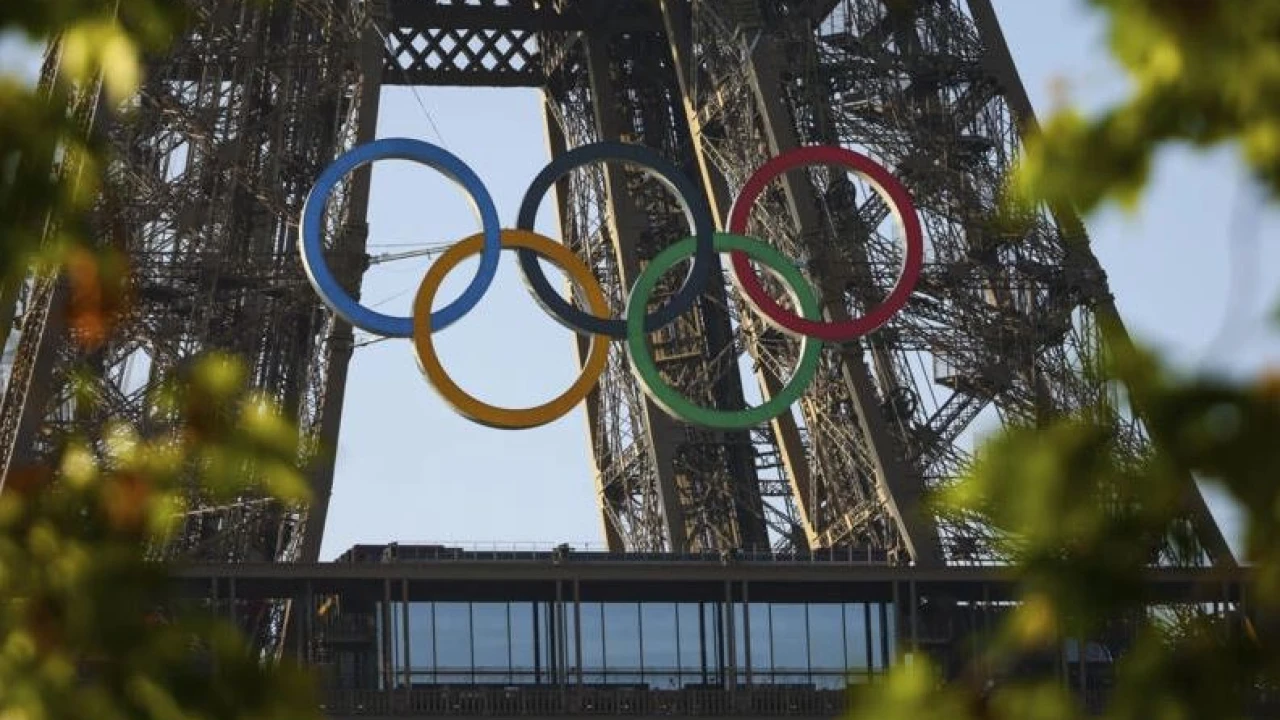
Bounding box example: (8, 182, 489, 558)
(0, 0, 382, 571)
(531, 0, 1235, 565)
(0, 0, 1234, 572)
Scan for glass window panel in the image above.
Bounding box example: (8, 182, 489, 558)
(641, 603, 679, 689)
(734, 603, 747, 671)
(813, 673, 845, 690)
(390, 603, 403, 677)
(472, 603, 510, 683)
(748, 603, 772, 680)
(807, 604, 844, 671)
(701, 602, 723, 687)
(870, 603, 892, 670)
(885, 602, 897, 665)
(770, 604, 808, 679)
(542, 599, 558, 676)
(870, 603, 882, 669)
(578, 602, 604, 682)
(510, 602, 536, 683)
(409, 603, 435, 684)
(702, 603, 721, 668)
(604, 603, 641, 684)
(561, 603, 574, 683)
(375, 604, 388, 689)
(808, 604, 844, 689)
(376, 603, 406, 689)
(676, 603, 702, 674)
(435, 602, 472, 683)
(844, 603, 870, 676)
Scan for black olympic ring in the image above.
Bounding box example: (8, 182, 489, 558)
(514, 142, 718, 339)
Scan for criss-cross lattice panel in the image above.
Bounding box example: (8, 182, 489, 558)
(383, 25, 542, 85)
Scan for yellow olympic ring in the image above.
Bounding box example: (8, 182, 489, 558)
(411, 229, 610, 430)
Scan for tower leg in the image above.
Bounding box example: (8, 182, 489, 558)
(541, 11, 776, 552)
(299, 5, 388, 564)
(964, 0, 1235, 567)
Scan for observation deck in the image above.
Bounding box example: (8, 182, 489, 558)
(171, 545, 1248, 719)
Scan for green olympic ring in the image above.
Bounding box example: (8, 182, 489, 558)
(626, 233, 824, 430)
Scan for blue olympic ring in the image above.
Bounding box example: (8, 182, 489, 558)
(298, 137, 503, 338)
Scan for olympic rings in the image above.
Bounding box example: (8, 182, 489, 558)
(627, 233, 824, 430)
(301, 138, 924, 430)
(727, 145, 924, 343)
(412, 230, 610, 430)
(300, 138, 503, 338)
(515, 142, 717, 339)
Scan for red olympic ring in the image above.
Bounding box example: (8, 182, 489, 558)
(726, 146, 924, 343)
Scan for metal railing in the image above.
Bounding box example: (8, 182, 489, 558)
(335, 543, 890, 565)
(322, 686, 848, 717)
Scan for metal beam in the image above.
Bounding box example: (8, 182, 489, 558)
(658, 0, 821, 551)
(540, 97, 625, 551)
(171, 557, 1250, 600)
(299, 12, 387, 564)
(742, 30, 944, 566)
(386, 0, 583, 31)
(379, 0, 665, 86)
(964, 0, 1236, 568)
(579, 30, 690, 552)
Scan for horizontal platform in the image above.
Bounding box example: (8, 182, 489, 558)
(172, 551, 1251, 718)
(173, 553, 1249, 605)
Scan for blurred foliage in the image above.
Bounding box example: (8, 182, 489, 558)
(1016, 1, 1280, 211)
(848, 2, 1280, 720)
(1, 2, 320, 720)
(2, 1, 1279, 720)
(1, 355, 320, 720)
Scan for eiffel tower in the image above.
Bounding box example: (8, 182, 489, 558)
(0, 0, 1234, 573)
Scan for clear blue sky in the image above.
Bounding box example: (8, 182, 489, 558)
(2, 1, 1277, 560)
